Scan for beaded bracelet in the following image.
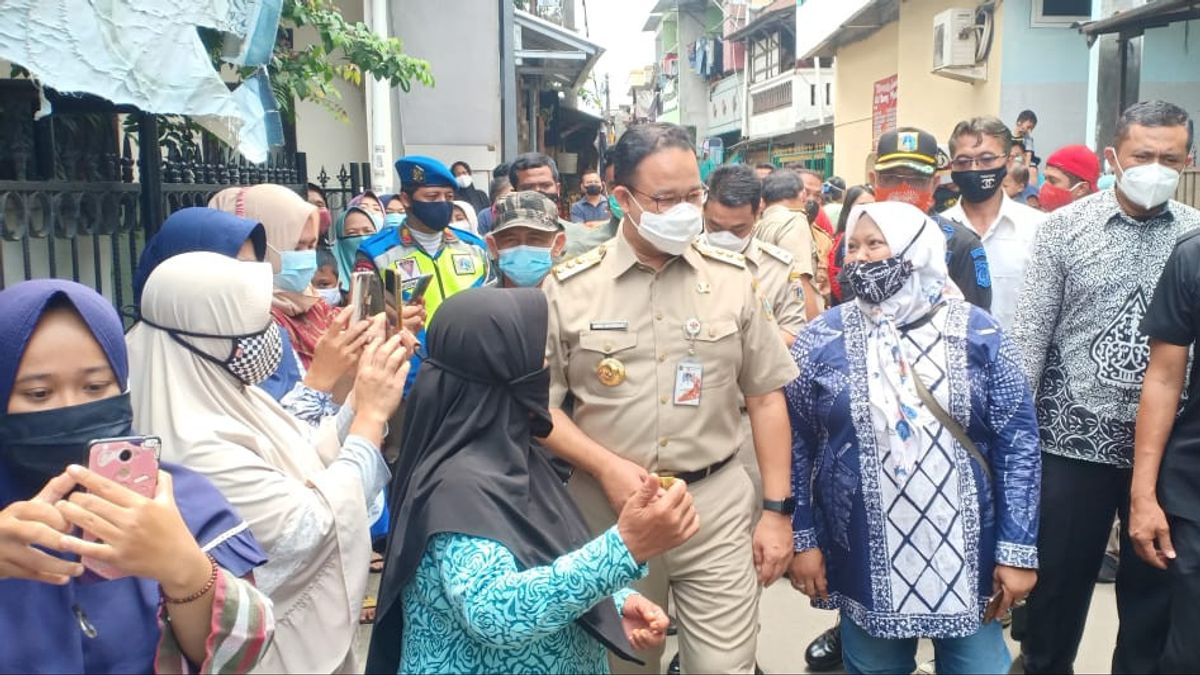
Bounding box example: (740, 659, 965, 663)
(161, 554, 218, 605)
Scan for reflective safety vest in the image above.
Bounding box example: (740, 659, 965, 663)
(355, 225, 493, 322)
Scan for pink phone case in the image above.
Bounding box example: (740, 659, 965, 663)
(83, 437, 160, 579)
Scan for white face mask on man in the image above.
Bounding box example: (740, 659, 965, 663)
(631, 200, 703, 256)
(1108, 149, 1182, 211)
(705, 228, 752, 253)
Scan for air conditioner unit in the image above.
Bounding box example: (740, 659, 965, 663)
(932, 8, 988, 82)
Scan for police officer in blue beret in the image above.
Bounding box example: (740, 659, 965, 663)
(355, 155, 493, 324)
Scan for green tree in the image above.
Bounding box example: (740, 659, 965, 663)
(274, 0, 435, 122)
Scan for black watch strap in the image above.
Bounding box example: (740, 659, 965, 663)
(762, 497, 796, 515)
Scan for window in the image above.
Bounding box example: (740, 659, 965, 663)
(809, 84, 816, 106)
(750, 33, 780, 83)
(752, 81, 793, 115)
(1032, 0, 1090, 27)
(825, 83, 831, 105)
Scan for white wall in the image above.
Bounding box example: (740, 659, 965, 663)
(293, 1, 371, 183)
(392, 0, 503, 178)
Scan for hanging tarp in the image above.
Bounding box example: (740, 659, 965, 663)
(0, 0, 283, 162)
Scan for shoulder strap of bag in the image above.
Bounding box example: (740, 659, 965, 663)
(911, 373, 992, 481)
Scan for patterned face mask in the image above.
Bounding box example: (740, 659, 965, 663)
(224, 324, 284, 386)
(144, 319, 284, 387)
(841, 256, 915, 304)
(842, 218, 926, 304)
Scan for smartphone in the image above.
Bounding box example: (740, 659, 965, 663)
(983, 589, 1005, 622)
(402, 274, 434, 303)
(350, 270, 385, 322)
(382, 267, 405, 325)
(84, 436, 161, 579)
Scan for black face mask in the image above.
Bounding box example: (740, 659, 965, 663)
(409, 200, 454, 231)
(537, 190, 561, 205)
(0, 393, 134, 500)
(584, 185, 603, 197)
(952, 167, 1007, 203)
(804, 200, 820, 225)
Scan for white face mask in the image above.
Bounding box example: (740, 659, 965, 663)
(455, 174, 473, 189)
(632, 200, 703, 256)
(1110, 151, 1181, 211)
(705, 228, 752, 253)
(317, 287, 343, 307)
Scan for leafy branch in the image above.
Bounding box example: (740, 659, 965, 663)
(272, 0, 435, 122)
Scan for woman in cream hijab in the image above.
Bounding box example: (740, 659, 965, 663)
(127, 251, 413, 673)
(209, 185, 333, 373)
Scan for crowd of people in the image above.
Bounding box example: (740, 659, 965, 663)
(0, 98, 1196, 675)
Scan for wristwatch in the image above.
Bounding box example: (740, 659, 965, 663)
(762, 497, 796, 515)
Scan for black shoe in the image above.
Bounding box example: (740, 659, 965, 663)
(1097, 552, 1118, 584)
(804, 624, 843, 672)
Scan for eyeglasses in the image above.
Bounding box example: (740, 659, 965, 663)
(630, 186, 708, 212)
(950, 154, 1007, 171)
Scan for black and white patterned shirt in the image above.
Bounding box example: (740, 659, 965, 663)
(1011, 189, 1200, 467)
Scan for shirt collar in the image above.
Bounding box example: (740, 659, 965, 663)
(1101, 187, 1177, 227)
(608, 222, 701, 278)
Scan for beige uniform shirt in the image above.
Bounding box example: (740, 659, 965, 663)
(744, 238, 807, 338)
(544, 231, 799, 474)
(754, 204, 816, 278)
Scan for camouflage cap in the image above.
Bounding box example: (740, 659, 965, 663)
(493, 191, 563, 234)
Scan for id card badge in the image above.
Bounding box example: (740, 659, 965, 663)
(674, 358, 703, 407)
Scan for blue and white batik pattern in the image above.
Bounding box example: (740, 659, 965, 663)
(787, 299, 1041, 639)
(399, 526, 646, 675)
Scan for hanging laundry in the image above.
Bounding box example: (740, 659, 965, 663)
(0, 0, 284, 162)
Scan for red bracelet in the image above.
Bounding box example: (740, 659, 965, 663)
(161, 554, 218, 605)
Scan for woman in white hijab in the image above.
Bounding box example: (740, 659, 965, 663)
(783, 202, 1042, 674)
(126, 251, 412, 673)
(450, 200, 480, 236)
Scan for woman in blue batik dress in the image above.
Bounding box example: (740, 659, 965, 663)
(785, 201, 1042, 674)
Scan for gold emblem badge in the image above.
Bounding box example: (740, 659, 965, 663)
(412, 165, 426, 183)
(596, 357, 626, 387)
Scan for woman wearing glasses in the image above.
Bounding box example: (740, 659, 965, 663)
(786, 202, 1041, 674)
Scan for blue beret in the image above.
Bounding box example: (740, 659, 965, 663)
(395, 155, 457, 189)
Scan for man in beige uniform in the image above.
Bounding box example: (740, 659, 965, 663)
(701, 164, 807, 347)
(541, 124, 799, 675)
(756, 170, 823, 320)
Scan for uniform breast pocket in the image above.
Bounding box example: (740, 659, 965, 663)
(691, 319, 740, 387)
(577, 331, 640, 398)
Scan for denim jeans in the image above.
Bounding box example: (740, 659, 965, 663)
(840, 613, 1012, 675)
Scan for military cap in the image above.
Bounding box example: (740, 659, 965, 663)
(493, 191, 564, 234)
(395, 155, 457, 189)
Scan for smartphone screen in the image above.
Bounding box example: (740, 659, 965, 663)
(383, 268, 404, 327)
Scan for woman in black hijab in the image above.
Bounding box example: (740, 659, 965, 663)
(366, 288, 699, 675)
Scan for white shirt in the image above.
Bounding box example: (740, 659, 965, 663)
(943, 195, 1046, 330)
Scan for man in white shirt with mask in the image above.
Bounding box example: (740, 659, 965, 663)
(942, 116, 1046, 330)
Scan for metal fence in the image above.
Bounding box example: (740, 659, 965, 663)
(0, 81, 312, 317)
(1177, 169, 1200, 209)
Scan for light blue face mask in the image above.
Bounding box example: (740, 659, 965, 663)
(274, 248, 318, 292)
(498, 245, 554, 287)
(384, 212, 407, 229)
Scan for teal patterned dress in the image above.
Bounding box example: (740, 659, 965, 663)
(398, 525, 647, 674)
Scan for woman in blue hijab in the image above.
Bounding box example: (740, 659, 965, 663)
(134, 207, 304, 400)
(0, 279, 274, 673)
(132, 207, 267, 305)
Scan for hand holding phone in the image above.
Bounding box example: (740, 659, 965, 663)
(76, 438, 160, 579)
(56, 462, 212, 596)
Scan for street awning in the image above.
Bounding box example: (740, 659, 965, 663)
(1078, 0, 1200, 45)
(794, 0, 899, 60)
(726, 0, 796, 42)
(514, 10, 604, 89)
